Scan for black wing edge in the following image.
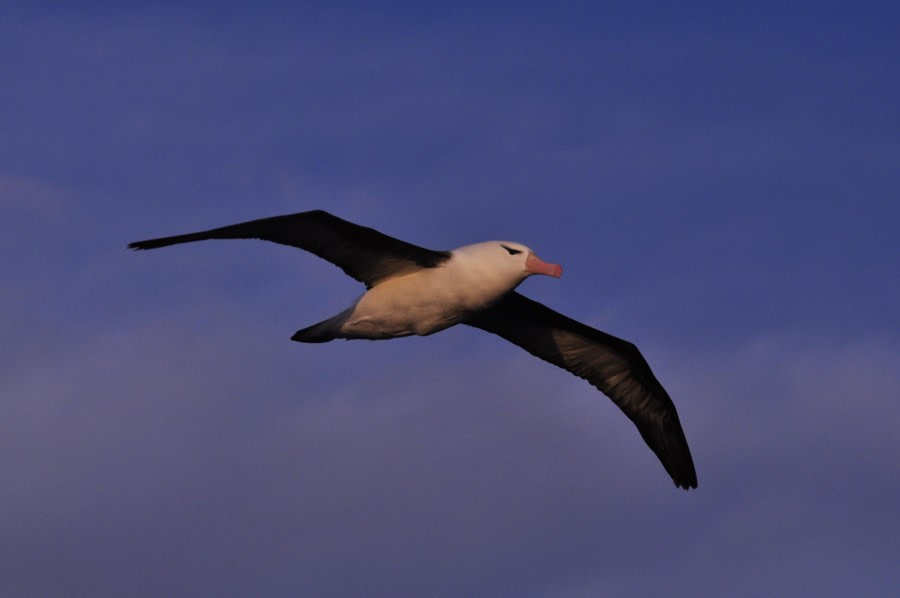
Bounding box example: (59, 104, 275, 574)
(128, 210, 451, 287)
(467, 292, 698, 490)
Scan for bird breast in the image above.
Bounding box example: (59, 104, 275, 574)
(338, 263, 522, 339)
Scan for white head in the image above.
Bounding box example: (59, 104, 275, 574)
(450, 241, 562, 292)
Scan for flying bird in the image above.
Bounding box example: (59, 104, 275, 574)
(129, 210, 697, 489)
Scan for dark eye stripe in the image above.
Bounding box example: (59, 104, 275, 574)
(501, 244, 522, 255)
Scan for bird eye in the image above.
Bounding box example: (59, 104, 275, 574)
(501, 244, 522, 255)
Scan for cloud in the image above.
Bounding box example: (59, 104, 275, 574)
(3, 273, 897, 594)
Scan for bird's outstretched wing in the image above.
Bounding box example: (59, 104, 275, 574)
(467, 291, 697, 489)
(128, 210, 451, 288)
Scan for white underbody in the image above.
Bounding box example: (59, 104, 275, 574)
(340, 270, 506, 338)
(300, 242, 540, 341)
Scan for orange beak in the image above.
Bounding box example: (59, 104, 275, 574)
(525, 253, 562, 278)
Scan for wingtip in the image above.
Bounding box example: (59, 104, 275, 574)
(127, 238, 164, 250)
(127, 237, 181, 250)
(673, 469, 698, 490)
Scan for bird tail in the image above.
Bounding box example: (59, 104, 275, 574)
(291, 320, 338, 343)
(291, 307, 355, 343)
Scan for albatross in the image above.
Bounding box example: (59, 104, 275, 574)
(129, 210, 698, 489)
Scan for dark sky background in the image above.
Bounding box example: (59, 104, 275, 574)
(2, 3, 897, 596)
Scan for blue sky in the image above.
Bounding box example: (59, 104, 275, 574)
(2, 3, 897, 596)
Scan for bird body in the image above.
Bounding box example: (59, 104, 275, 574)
(295, 241, 560, 342)
(130, 210, 697, 489)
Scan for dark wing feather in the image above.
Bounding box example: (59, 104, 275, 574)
(128, 210, 451, 288)
(466, 291, 697, 489)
